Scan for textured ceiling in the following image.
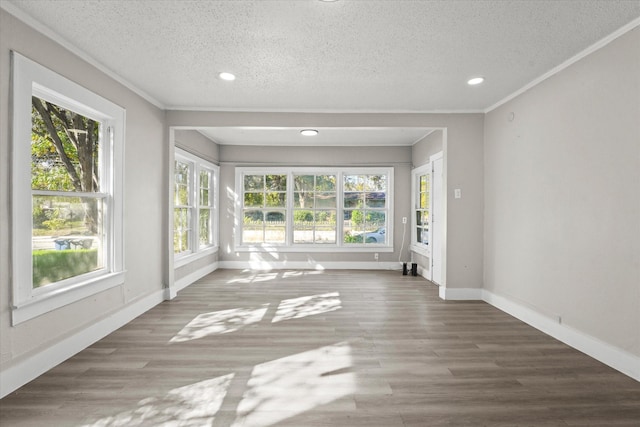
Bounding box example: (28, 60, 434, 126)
(4, 0, 639, 145)
(197, 127, 436, 146)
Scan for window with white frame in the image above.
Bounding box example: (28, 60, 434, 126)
(293, 173, 337, 244)
(236, 167, 393, 251)
(11, 52, 125, 324)
(173, 148, 219, 262)
(242, 173, 287, 244)
(411, 163, 431, 256)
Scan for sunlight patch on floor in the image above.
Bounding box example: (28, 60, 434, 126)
(226, 271, 280, 284)
(272, 292, 341, 323)
(232, 342, 355, 427)
(84, 374, 234, 427)
(169, 304, 269, 343)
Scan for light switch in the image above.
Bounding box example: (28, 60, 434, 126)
(454, 189, 462, 199)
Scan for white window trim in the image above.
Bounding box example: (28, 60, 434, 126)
(410, 153, 442, 258)
(235, 166, 394, 253)
(11, 52, 125, 325)
(174, 147, 219, 267)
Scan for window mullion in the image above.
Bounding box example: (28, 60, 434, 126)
(190, 163, 197, 253)
(337, 171, 344, 247)
(287, 171, 293, 246)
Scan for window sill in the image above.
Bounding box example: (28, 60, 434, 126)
(235, 245, 394, 253)
(12, 271, 126, 325)
(410, 244, 430, 258)
(174, 246, 219, 268)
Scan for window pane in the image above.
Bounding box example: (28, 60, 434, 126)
(175, 161, 190, 205)
(314, 210, 336, 243)
(365, 174, 386, 191)
(293, 210, 314, 244)
(344, 217, 364, 244)
(420, 192, 428, 209)
(364, 221, 386, 244)
(417, 227, 429, 245)
(244, 192, 264, 207)
(32, 195, 103, 288)
(294, 209, 314, 223)
(31, 97, 100, 193)
(244, 175, 264, 191)
(266, 174, 287, 191)
(265, 192, 286, 207)
(294, 192, 313, 208)
(265, 211, 285, 243)
(316, 192, 336, 208)
(365, 192, 386, 208)
(420, 174, 429, 193)
(315, 175, 336, 191)
(294, 175, 314, 191)
(367, 211, 386, 229)
(417, 210, 429, 226)
(343, 175, 362, 191)
(243, 210, 264, 243)
(200, 170, 210, 189)
(199, 170, 211, 205)
(200, 188, 210, 206)
(343, 210, 361, 243)
(344, 192, 363, 208)
(199, 208, 211, 247)
(174, 207, 190, 253)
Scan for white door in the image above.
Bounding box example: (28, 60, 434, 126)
(431, 154, 443, 285)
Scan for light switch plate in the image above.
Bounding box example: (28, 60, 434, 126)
(454, 189, 462, 199)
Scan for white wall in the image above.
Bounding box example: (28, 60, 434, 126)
(0, 8, 166, 395)
(175, 129, 220, 164)
(484, 27, 640, 359)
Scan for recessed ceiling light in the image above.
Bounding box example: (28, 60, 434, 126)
(219, 72, 236, 81)
(467, 77, 484, 86)
(300, 129, 318, 136)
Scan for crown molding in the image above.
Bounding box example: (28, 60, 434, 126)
(485, 16, 640, 113)
(1, 1, 166, 110)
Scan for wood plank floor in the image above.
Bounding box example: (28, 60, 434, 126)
(1, 269, 639, 426)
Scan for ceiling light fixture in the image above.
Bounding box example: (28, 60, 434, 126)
(219, 72, 236, 81)
(467, 77, 484, 86)
(300, 129, 319, 136)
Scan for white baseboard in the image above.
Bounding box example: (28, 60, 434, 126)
(436, 286, 639, 381)
(218, 260, 401, 271)
(174, 262, 219, 293)
(438, 286, 483, 300)
(482, 289, 640, 382)
(0, 289, 165, 398)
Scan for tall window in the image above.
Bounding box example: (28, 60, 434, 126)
(411, 163, 432, 255)
(293, 174, 337, 244)
(416, 173, 430, 246)
(12, 52, 125, 324)
(198, 169, 215, 248)
(31, 97, 105, 287)
(174, 158, 192, 254)
(343, 174, 387, 244)
(242, 174, 287, 244)
(173, 148, 219, 263)
(236, 167, 393, 250)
